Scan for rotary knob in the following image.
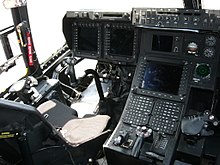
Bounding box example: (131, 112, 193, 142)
(187, 42, 198, 55)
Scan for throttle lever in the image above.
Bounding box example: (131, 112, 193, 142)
(181, 110, 219, 137)
(131, 126, 152, 158)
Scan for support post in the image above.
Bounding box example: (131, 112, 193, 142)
(9, 4, 42, 77)
(183, 0, 202, 9)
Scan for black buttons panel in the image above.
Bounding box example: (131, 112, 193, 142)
(123, 93, 183, 135)
(123, 94, 154, 126)
(132, 8, 220, 31)
(149, 100, 182, 134)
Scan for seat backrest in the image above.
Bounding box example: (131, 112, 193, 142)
(0, 99, 56, 133)
(37, 99, 78, 128)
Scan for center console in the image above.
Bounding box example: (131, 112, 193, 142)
(104, 8, 220, 165)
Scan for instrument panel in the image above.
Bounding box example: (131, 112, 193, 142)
(63, 8, 220, 65)
(63, 11, 139, 64)
(141, 30, 219, 61)
(63, 8, 220, 165)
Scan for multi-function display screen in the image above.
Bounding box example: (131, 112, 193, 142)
(152, 35, 173, 52)
(140, 61, 183, 95)
(109, 28, 134, 57)
(78, 26, 98, 52)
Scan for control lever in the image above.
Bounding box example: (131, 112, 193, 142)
(84, 69, 104, 101)
(84, 69, 113, 116)
(145, 152, 164, 161)
(9, 76, 38, 103)
(181, 110, 219, 137)
(131, 126, 152, 158)
(65, 57, 78, 87)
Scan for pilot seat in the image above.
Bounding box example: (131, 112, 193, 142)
(0, 98, 111, 165)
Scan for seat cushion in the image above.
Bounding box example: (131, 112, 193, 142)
(38, 100, 110, 146)
(60, 115, 110, 146)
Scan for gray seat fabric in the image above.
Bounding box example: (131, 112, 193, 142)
(60, 115, 110, 146)
(37, 99, 78, 128)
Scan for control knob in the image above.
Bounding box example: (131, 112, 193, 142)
(94, 12, 99, 18)
(123, 12, 130, 19)
(187, 42, 198, 55)
(157, 21, 163, 27)
(193, 17, 199, 22)
(157, 16, 163, 20)
(82, 12, 88, 17)
(113, 130, 129, 146)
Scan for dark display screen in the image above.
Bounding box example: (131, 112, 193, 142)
(152, 35, 173, 52)
(110, 28, 134, 56)
(140, 62, 183, 95)
(78, 26, 98, 52)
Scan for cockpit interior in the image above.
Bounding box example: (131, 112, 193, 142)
(0, 0, 220, 165)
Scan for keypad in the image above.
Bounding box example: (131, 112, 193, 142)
(123, 95, 153, 126)
(149, 100, 182, 134)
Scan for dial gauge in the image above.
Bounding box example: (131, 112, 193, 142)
(205, 35, 216, 47)
(196, 64, 211, 78)
(203, 47, 215, 58)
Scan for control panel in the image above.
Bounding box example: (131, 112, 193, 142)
(132, 8, 220, 31)
(63, 11, 138, 64)
(138, 29, 219, 90)
(104, 8, 220, 165)
(141, 29, 219, 61)
(66, 11, 131, 21)
(122, 94, 183, 134)
(63, 8, 220, 165)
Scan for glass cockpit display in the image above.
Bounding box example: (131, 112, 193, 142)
(140, 62, 183, 95)
(152, 35, 173, 52)
(109, 28, 134, 57)
(78, 26, 98, 52)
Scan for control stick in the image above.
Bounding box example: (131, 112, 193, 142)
(65, 57, 78, 87)
(131, 126, 152, 157)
